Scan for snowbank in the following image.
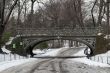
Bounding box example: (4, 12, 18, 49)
(0, 54, 24, 62)
(0, 58, 36, 72)
(70, 58, 110, 67)
(70, 48, 110, 67)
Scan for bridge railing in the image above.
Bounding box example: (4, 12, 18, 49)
(16, 27, 99, 36)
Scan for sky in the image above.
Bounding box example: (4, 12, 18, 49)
(32, 0, 94, 12)
(84, 0, 94, 2)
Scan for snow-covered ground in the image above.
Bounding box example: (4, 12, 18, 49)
(0, 48, 63, 72)
(0, 53, 25, 62)
(70, 57, 110, 67)
(71, 48, 110, 67)
(1, 46, 110, 72)
(33, 47, 67, 57)
(90, 51, 110, 64)
(0, 58, 36, 72)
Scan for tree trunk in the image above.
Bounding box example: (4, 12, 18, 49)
(30, 0, 35, 28)
(97, 0, 104, 27)
(0, 0, 5, 52)
(107, 0, 110, 34)
(31, 1, 34, 15)
(0, 25, 4, 53)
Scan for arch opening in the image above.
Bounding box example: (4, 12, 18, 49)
(25, 38, 95, 57)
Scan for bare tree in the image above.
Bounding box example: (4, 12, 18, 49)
(17, 0, 27, 28)
(0, 0, 18, 52)
(91, 0, 109, 33)
(35, 0, 84, 29)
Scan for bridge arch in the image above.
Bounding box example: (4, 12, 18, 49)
(25, 38, 95, 57)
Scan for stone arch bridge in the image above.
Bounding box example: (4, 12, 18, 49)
(14, 27, 99, 57)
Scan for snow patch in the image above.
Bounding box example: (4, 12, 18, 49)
(1, 37, 14, 53)
(97, 33, 103, 36)
(5, 37, 14, 45)
(104, 35, 110, 39)
(1, 46, 11, 53)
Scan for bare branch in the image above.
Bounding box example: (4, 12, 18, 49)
(97, 0, 104, 26)
(91, 0, 97, 27)
(3, 0, 18, 26)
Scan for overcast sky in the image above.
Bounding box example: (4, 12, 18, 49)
(32, 0, 93, 12)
